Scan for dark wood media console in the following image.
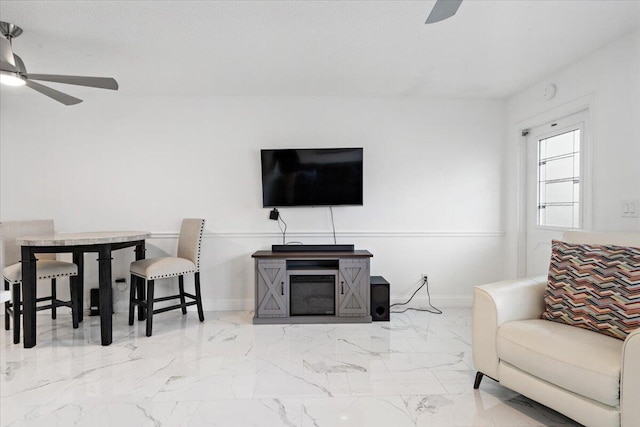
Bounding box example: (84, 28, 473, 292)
(252, 250, 373, 324)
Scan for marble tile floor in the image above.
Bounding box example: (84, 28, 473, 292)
(0, 308, 582, 427)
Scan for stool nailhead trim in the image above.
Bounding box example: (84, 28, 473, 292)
(3, 271, 77, 285)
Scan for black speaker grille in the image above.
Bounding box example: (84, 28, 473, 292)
(370, 279, 390, 321)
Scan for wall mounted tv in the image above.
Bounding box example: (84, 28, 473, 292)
(261, 148, 363, 207)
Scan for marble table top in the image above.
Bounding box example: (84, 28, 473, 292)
(17, 231, 151, 246)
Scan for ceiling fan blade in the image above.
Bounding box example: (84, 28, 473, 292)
(0, 37, 16, 70)
(25, 74, 118, 90)
(25, 80, 83, 105)
(13, 54, 27, 73)
(426, 0, 463, 24)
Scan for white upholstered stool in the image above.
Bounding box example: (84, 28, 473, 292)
(1, 220, 79, 344)
(129, 218, 205, 336)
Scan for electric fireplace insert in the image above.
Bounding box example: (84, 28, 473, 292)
(289, 272, 336, 316)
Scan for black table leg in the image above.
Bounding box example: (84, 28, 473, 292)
(98, 244, 113, 346)
(73, 249, 84, 323)
(21, 246, 37, 348)
(135, 241, 146, 321)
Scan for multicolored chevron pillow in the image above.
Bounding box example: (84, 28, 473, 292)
(541, 240, 640, 340)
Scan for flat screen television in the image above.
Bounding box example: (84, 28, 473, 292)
(261, 148, 363, 207)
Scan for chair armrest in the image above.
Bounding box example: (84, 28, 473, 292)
(621, 328, 640, 427)
(472, 275, 547, 380)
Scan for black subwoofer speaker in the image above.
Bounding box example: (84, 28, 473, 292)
(90, 288, 114, 316)
(89, 288, 100, 316)
(370, 276, 390, 321)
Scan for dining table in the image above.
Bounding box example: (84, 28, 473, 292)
(17, 231, 151, 348)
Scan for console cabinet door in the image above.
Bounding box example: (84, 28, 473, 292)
(337, 259, 369, 317)
(256, 259, 288, 317)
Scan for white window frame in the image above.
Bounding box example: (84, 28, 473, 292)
(533, 118, 585, 231)
(514, 95, 594, 277)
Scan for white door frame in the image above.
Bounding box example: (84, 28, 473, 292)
(514, 93, 595, 277)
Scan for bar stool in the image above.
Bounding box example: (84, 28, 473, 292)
(129, 218, 205, 336)
(2, 220, 79, 344)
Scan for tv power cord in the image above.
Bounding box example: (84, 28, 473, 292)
(269, 207, 339, 246)
(269, 208, 303, 245)
(390, 275, 443, 315)
(329, 206, 337, 244)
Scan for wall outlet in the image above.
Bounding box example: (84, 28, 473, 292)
(621, 200, 639, 218)
(115, 277, 128, 292)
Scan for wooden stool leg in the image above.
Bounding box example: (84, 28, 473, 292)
(178, 275, 187, 315)
(70, 276, 79, 329)
(128, 274, 136, 326)
(146, 280, 154, 337)
(4, 280, 10, 331)
(12, 282, 21, 344)
(137, 278, 146, 321)
(51, 278, 57, 319)
(194, 272, 204, 322)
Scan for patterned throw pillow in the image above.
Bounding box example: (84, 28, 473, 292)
(541, 240, 640, 340)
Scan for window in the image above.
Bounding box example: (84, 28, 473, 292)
(537, 127, 581, 228)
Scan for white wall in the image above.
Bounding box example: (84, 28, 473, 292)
(503, 30, 640, 277)
(4, 29, 638, 313)
(1, 94, 505, 312)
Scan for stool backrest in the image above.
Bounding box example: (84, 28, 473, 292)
(177, 218, 205, 272)
(0, 220, 56, 268)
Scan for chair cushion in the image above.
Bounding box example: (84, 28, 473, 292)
(541, 240, 640, 340)
(2, 260, 78, 284)
(497, 319, 623, 407)
(130, 257, 196, 280)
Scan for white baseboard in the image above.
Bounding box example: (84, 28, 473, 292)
(114, 295, 472, 313)
(113, 298, 253, 314)
(2, 295, 471, 318)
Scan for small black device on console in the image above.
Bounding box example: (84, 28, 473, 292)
(272, 244, 355, 252)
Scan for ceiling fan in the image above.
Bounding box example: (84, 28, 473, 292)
(425, 0, 463, 24)
(0, 21, 118, 106)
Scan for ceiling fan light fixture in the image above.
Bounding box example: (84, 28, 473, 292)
(1, 21, 118, 105)
(0, 70, 25, 86)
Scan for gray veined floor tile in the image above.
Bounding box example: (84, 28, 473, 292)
(1, 310, 582, 427)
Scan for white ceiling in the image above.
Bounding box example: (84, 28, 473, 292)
(1, 0, 640, 99)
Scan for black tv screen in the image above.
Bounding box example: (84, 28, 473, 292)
(261, 148, 363, 207)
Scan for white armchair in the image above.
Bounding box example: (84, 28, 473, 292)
(472, 231, 640, 427)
